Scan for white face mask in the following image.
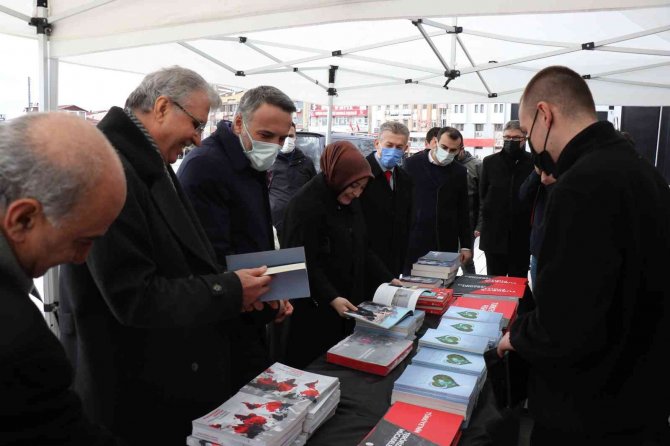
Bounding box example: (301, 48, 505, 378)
(239, 121, 281, 171)
(280, 137, 296, 154)
(434, 147, 456, 166)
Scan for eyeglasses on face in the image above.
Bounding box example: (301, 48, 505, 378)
(172, 100, 207, 134)
(502, 136, 526, 142)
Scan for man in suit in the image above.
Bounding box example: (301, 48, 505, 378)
(59, 67, 279, 444)
(177, 85, 296, 390)
(403, 127, 472, 272)
(0, 113, 126, 444)
(478, 120, 534, 277)
(360, 121, 413, 278)
(498, 65, 670, 445)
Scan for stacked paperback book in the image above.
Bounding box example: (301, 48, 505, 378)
(410, 251, 461, 286)
(327, 331, 414, 376)
(450, 274, 527, 301)
(357, 402, 463, 446)
(414, 287, 454, 316)
(188, 363, 340, 446)
(398, 275, 443, 289)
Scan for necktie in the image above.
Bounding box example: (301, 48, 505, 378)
(384, 170, 392, 189)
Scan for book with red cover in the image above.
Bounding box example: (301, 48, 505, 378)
(357, 402, 463, 446)
(450, 274, 527, 300)
(452, 296, 518, 329)
(326, 332, 414, 376)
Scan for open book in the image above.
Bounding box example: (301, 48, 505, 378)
(344, 283, 422, 329)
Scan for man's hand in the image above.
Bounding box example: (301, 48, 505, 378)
(273, 300, 294, 323)
(330, 297, 357, 318)
(460, 249, 473, 265)
(497, 331, 515, 358)
(234, 266, 271, 311)
(390, 278, 403, 287)
(474, 230, 481, 238)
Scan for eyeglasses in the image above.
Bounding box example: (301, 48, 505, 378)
(502, 136, 526, 142)
(172, 100, 207, 134)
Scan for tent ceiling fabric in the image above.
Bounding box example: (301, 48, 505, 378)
(1, 1, 669, 105)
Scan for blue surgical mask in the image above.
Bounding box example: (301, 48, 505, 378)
(379, 148, 404, 169)
(239, 121, 281, 171)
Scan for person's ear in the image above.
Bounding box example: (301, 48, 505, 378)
(232, 114, 243, 136)
(537, 101, 553, 129)
(2, 198, 43, 243)
(154, 96, 170, 123)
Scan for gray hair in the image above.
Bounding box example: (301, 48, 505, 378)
(0, 114, 103, 225)
(125, 66, 222, 112)
(504, 120, 525, 134)
(235, 86, 296, 123)
(379, 121, 410, 139)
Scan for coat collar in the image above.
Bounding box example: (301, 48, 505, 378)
(555, 121, 618, 177)
(212, 120, 252, 172)
(277, 147, 307, 163)
(366, 151, 386, 177)
(0, 230, 32, 295)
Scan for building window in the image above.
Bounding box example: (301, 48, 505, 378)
(422, 104, 427, 109)
(461, 105, 465, 113)
(475, 124, 484, 131)
(474, 104, 479, 113)
(453, 123, 464, 131)
(494, 123, 503, 131)
(494, 104, 498, 113)
(480, 104, 486, 113)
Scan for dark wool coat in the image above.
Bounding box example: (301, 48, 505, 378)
(281, 174, 393, 368)
(403, 150, 472, 272)
(359, 152, 414, 277)
(478, 149, 534, 255)
(510, 122, 670, 440)
(59, 107, 243, 444)
(0, 233, 121, 445)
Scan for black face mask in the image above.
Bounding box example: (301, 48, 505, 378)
(528, 109, 556, 176)
(502, 139, 524, 160)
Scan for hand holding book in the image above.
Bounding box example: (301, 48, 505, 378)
(330, 297, 358, 317)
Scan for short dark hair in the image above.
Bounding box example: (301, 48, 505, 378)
(236, 86, 296, 123)
(521, 66, 596, 119)
(425, 126, 440, 143)
(437, 126, 463, 145)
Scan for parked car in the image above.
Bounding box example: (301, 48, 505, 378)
(296, 131, 377, 172)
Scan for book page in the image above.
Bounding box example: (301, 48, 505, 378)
(373, 283, 423, 311)
(264, 262, 306, 275)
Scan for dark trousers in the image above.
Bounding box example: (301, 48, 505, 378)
(484, 251, 530, 278)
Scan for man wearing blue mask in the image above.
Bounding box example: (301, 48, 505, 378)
(178, 85, 295, 391)
(403, 126, 472, 275)
(360, 121, 414, 278)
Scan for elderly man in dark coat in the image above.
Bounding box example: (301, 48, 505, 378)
(359, 121, 414, 278)
(59, 67, 275, 444)
(498, 66, 670, 446)
(0, 113, 126, 445)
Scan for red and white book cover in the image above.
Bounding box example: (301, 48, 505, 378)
(327, 332, 413, 376)
(357, 402, 463, 446)
(452, 296, 518, 329)
(451, 274, 527, 300)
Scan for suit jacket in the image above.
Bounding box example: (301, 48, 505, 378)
(59, 107, 243, 444)
(510, 122, 670, 437)
(0, 233, 120, 445)
(478, 150, 534, 255)
(359, 152, 414, 277)
(403, 150, 472, 271)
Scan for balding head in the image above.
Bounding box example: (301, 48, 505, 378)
(0, 113, 126, 277)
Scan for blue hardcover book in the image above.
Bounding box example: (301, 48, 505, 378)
(412, 347, 486, 377)
(394, 364, 478, 404)
(435, 319, 501, 347)
(419, 328, 489, 354)
(442, 306, 504, 329)
(226, 247, 310, 302)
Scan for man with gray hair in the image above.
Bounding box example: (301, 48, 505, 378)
(478, 119, 534, 277)
(0, 113, 126, 444)
(178, 85, 296, 390)
(59, 66, 276, 444)
(360, 121, 414, 278)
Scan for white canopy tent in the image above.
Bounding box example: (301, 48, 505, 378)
(1, 0, 669, 332)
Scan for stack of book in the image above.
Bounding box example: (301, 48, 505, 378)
(450, 274, 527, 301)
(435, 318, 501, 349)
(327, 331, 414, 376)
(451, 296, 518, 330)
(415, 287, 455, 316)
(398, 275, 443, 289)
(410, 251, 461, 285)
(442, 305, 504, 330)
(411, 347, 487, 391)
(355, 309, 425, 340)
(418, 328, 490, 355)
(391, 364, 479, 425)
(357, 402, 463, 446)
(188, 363, 339, 446)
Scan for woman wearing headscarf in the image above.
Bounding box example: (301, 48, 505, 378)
(281, 141, 395, 368)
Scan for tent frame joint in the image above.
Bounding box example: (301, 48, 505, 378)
(235, 70, 245, 76)
(582, 74, 592, 79)
(582, 41, 595, 50)
(446, 26, 463, 34)
(332, 50, 342, 57)
(238, 36, 247, 43)
(488, 93, 498, 98)
(29, 17, 51, 35)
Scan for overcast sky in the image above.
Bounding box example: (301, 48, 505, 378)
(1, 33, 143, 118)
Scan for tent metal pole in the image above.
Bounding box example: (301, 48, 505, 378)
(457, 35, 492, 96)
(459, 47, 579, 75)
(0, 5, 31, 22)
(592, 61, 670, 78)
(596, 46, 670, 57)
(49, 0, 115, 23)
(463, 29, 572, 48)
(177, 42, 238, 74)
(413, 20, 451, 72)
(49, 57, 58, 111)
(344, 54, 444, 75)
(337, 67, 406, 82)
(326, 66, 337, 145)
(450, 18, 457, 68)
(216, 37, 330, 55)
(594, 24, 670, 47)
(243, 54, 331, 75)
(655, 107, 662, 167)
(591, 78, 669, 89)
(243, 41, 327, 90)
